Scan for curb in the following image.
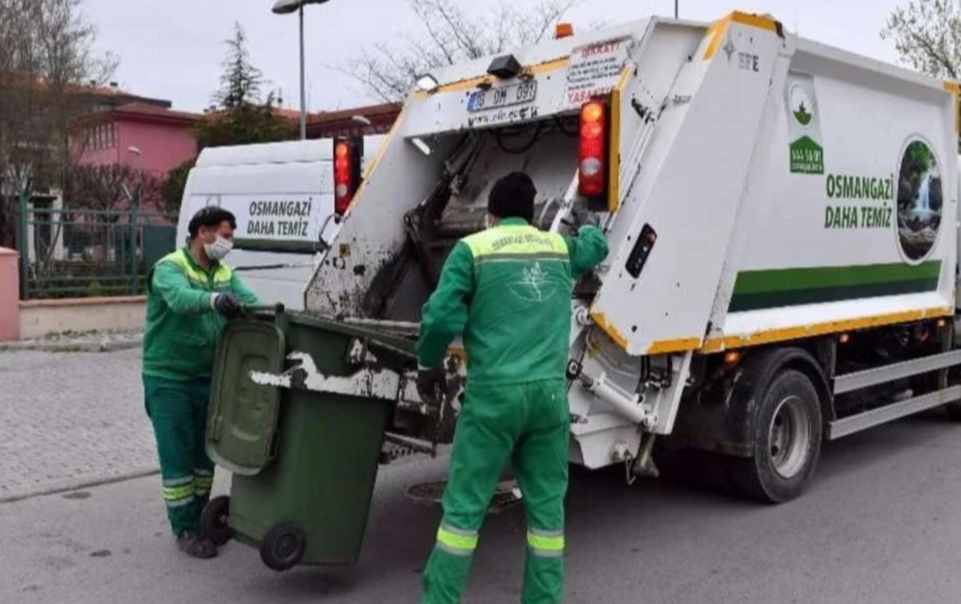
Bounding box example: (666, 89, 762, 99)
(0, 338, 142, 353)
(0, 465, 160, 505)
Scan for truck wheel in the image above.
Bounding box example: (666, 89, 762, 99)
(260, 522, 306, 571)
(728, 369, 823, 504)
(200, 496, 232, 546)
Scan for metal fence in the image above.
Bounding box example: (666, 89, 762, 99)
(15, 205, 178, 300)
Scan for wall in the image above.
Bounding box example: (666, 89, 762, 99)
(117, 119, 197, 176)
(18, 296, 146, 340)
(0, 248, 20, 341)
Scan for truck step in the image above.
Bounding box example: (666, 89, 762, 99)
(828, 385, 961, 440)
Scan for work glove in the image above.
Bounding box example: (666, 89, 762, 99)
(212, 293, 243, 319)
(570, 204, 599, 228)
(416, 365, 447, 408)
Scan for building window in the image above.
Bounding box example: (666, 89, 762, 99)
(84, 122, 116, 150)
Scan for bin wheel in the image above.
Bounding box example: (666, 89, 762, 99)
(201, 496, 233, 546)
(260, 522, 307, 571)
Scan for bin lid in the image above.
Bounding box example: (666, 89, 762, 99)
(206, 320, 286, 475)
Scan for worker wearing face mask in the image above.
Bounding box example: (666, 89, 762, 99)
(415, 171, 609, 604)
(141, 206, 259, 559)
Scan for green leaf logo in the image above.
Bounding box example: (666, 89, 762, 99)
(789, 85, 815, 128)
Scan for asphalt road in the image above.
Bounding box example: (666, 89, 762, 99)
(3, 409, 961, 604)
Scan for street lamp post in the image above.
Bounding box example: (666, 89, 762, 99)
(675, 0, 678, 18)
(272, 0, 332, 140)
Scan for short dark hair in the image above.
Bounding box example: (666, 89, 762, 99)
(488, 171, 536, 223)
(188, 206, 237, 238)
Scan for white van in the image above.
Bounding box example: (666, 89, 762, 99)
(175, 136, 386, 310)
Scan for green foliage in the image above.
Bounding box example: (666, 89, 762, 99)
(194, 22, 293, 151)
(194, 100, 292, 150)
(160, 22, 292, 211)
(882, 0, 961, 80)
(907, 140, 932, 171)
(159, 157, 196, 215)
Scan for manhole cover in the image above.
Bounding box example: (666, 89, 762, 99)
(406, 480, 523, 514)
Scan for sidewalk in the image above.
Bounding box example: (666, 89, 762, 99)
(0, 329, 143, 353)
(0, 347, 158, 503)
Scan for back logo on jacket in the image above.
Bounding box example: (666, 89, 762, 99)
(508, 262, 560, 303)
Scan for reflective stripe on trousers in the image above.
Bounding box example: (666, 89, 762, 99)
(162, 476, 194, 508)
(527, 528, 564, 558)
(435, 524, 479, 557)
(193, 469, 214, 495)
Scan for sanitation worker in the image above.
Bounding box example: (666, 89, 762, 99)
(415, 171, 609, 603)
(141, 206, 259, 559)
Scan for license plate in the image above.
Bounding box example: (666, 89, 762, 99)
(467, 80, 538, 112)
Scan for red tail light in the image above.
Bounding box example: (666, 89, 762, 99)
(578, 99, 610, 203)
(333, 135, 363, 217)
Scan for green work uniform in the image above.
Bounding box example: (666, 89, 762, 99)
(416, 217, 609, 604)
(142, 247, 259, 537)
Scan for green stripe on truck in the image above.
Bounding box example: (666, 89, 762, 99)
(728, 261, 941, 312)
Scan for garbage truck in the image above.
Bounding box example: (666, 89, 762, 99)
(203, 9, 961, 569)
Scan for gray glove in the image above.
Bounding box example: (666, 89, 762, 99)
(570, 204, 599, 228)
(212, 293, 243, 318)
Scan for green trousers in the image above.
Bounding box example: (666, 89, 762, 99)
(421, 379, 570, 604)
(143, 375, 215, 537)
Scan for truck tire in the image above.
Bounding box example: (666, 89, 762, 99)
(727, 369, 823, 504)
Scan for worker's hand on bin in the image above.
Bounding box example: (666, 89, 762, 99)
(211, 293, 243, 319)
(416, 365, 447, 407)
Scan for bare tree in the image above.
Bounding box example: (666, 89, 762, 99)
(339, 0, 579, 103)
(0, 0, 117, 200)
(881, 0, 961, 80)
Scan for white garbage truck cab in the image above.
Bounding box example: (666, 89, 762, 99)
(255, 10, 961, 505)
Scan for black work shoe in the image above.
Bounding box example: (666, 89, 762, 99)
(177, 532, 218, 559)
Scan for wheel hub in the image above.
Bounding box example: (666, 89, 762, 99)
(768, 394, 812, 479)
(274, 534, 300, 560)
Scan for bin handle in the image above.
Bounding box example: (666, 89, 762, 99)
(268, 430, 281, 461)
(242, 303, 286, 315)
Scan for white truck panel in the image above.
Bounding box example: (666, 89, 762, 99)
(704, 36, 958, 350)
(589, 17, 786, 355)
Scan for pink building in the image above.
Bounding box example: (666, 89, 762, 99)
(70, 102, 200, 182)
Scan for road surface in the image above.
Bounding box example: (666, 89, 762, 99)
(2, 348, 961, 603)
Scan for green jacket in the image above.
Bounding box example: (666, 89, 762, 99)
(417, 218, 609, 385)
(142, 248, 259, 380)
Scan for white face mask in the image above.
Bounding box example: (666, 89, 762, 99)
(204, 235, 233, 261)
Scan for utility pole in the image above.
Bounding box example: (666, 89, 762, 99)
(272, 0, 333, 140)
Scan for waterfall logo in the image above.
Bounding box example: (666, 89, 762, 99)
(507, 262, 560, 303)
(896, 138, 943, 263)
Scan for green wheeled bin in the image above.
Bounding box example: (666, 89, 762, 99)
(200, 308, 416, 571)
